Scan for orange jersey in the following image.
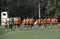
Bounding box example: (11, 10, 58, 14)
(36, 19, 41, 24)
(51, 18, 58, 24)
(43, 19, 47, 24)
(14, 18, 20, 24)
(51, 19, 55, 23)
(18, 18, 20, 24)
(40, 20, 43, 24)
(47, 18, 51, 24)
(4, 20, 8, 26)
(38, 19, 41, 24)
(29, 19, 33, 24)
(26, 19, 30, 24)
(23, 19, 26, 24)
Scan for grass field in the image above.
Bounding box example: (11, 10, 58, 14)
(0, 24, 60, 39)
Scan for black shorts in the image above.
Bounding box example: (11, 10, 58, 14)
(29, 24, 34, 27)
(52, 23, 57, 25)
(17, 24, 20, 26)
(14, 24, 20, 26)
(9, 24, 13, 28)
(5, 26, 8, 28)
(24, 24, 27, 26)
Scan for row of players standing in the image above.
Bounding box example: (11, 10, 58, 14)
(35, 17, 58, 29)
(4, 17, 21, 31)
(4, 17, 34, 31)
(23, 17, 58, 29)
(4, 17, 58, 31)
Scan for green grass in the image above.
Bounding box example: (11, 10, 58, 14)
(0, 26, 7, 34)
(0, 24, 60, 39)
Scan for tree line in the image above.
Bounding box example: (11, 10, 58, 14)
(0, 0, 60, 19)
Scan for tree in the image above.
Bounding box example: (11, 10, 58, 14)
(1, 0, 60, 19)
(45, 0, 60, 18)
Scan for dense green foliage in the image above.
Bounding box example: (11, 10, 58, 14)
(0, 0, 60, 18)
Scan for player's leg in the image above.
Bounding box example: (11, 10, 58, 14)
(30, 24, 32, 28)
(38, 24, 41, 30)
(9, 24, 11, 31)
(24, 24, 27, 30)
(44, 24, 47, 29)
(14, 24, 17, 30)
(29, 23, 32, 30)
(17, 24, 21, 30)
(5, 26, 8, 31)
